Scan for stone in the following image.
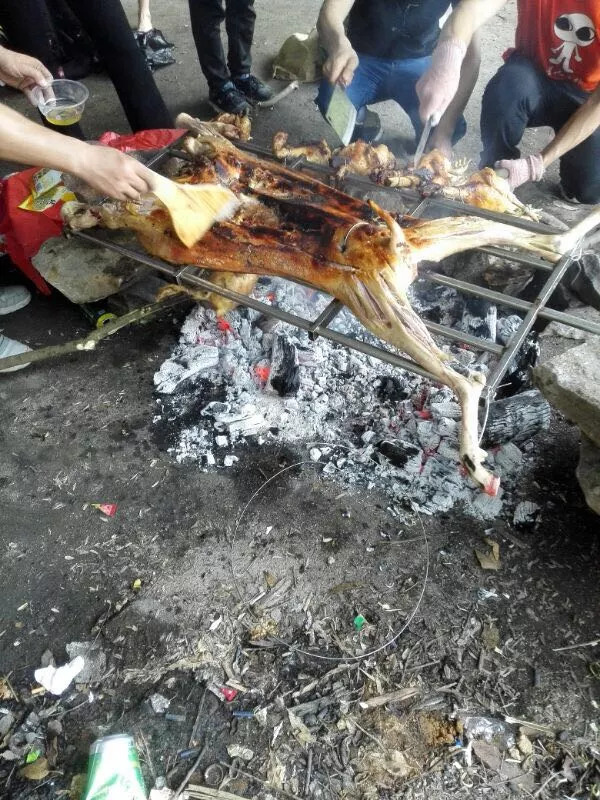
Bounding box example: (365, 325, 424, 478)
(567, 252, 600, 311)
(576, 435, 600, 516)
(534, 341, 600, 448)
(541, 305, 600, 343)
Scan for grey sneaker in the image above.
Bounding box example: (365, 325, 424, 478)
(0, 285, 31, 315)
(0, 333, 31, 372)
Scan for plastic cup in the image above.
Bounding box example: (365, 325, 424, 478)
(33, 79, 89, 127)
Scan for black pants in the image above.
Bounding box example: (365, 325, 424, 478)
(480, 53, 600, 203)
(188, 0, 256, 93)
(0, 0, 172, 133)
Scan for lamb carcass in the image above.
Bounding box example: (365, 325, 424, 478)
(64, 129, 600, 495)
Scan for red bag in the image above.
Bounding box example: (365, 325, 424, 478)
(0, 128, 183, 294)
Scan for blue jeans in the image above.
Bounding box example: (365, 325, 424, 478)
(317, 52, 467, 143)
(481, 53, 600, 203)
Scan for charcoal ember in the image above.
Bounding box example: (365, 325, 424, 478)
(378, 439, 421, 469)
(269, 335, 299, 398)
(458, 297, 497, 342)
(496, 314, 523, 345)
(408, 281, 464, 326)
(496, 332, 540, 398)
(481, 389, 551, 447)
(513, 500, 540, 528)
(376, 375, 410, 402)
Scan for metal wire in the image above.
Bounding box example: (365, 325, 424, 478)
(229, 459, 430, 663)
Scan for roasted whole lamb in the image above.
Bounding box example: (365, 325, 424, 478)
(64, 125, 600, 495)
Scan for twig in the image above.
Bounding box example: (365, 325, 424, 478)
(0, 296, 184, 371)
(304, 749, 313, 798)
(188, 688, 208, 748)
(186, 787, 248, 800)
(358, 687, 420, 710)
(553, 639, 599, 652)
(351, 720, 386, 751)
(533, 770, 564, 798)
(173, 743, 207, 800)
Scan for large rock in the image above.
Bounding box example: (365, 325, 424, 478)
(577, 435, 600, 516)
(534, 341, 600, 448)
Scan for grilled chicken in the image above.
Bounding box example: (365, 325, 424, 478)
(63, 126, 600, 495)
(330, 140, 397, 179)
(272, 131, 332, 165)
(425, 167, 537, 219)
(176, 112, 251, 142)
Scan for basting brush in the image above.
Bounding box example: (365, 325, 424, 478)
(146, 171, 239, 248)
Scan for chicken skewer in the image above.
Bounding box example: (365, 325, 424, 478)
(63, 131, 600, 494)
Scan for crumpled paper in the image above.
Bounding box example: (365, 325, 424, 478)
(34, 656, 84, 695)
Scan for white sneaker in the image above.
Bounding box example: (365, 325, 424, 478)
(0, 286, 31, 316)
(0, 334, 31, 372)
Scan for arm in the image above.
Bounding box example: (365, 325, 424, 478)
(429, 32, 481, 155)
(497, 86, 600, 189)
(542, 87, 600, 166)
(439, 0, 507, 48)
(0, 103, 153, 200)
(0, 45, 52, 103)
(317, 0, 358, 87)
(417, 0, 507, 123)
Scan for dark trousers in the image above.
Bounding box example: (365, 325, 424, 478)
(0, 0, 172, 133)
(480, 53, 600, 203)
(188, 0, 256, 93)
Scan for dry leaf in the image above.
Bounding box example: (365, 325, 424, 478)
(0, 678, 14, 701)
(288, 710, 316, 745)
(19, 757, 49, 780)
(482, 623, 500, 651)
(264, 571, 277, 589)
(475, 540, 501, 571)
(69, 773, 87, 800)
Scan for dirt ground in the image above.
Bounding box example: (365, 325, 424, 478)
(0, 1, 599, 799)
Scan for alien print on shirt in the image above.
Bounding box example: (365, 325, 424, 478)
(549, 13, 596, 75)
(513, 0, 600, 92)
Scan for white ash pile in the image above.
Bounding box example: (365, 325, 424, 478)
(153, 278, 545, 518)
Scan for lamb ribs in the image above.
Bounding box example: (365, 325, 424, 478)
(64, 128, 600, 495)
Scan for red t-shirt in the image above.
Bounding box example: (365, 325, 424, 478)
(513, 0, 600, 92)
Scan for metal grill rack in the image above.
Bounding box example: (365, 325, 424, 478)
(74, 135, 600, 407)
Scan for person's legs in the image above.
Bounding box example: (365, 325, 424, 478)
(225, 0, 255, 78)
(64, 0, 172, 130)
(558, 127, 600, 203)
(387, 54, 466, 145)
(0, 0, 60, 72)
(188, 0, 229, 92)
(480, 54, 549, 166)
(137, 0, 152, 33)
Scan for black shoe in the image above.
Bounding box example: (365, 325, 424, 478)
(351, 109, 382, 144)
(135, 28, 174, 51)
(233, 74, 273, 104)
(209, 81, 252, 115)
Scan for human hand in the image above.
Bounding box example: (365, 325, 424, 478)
(494, 154, 544, 189)
(0, 45, 52, 104)
(323, 41, 359, 88)
(416, 39, 466, 125)
(73, 144, 153, 201)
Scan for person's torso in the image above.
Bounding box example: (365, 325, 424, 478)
(515, 0, 600, 91)
(347, 0, 452, 60)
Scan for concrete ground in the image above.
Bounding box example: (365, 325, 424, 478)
(0, 2, 598, 799)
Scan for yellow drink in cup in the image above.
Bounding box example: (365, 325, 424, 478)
(33, 79, 89, 128)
